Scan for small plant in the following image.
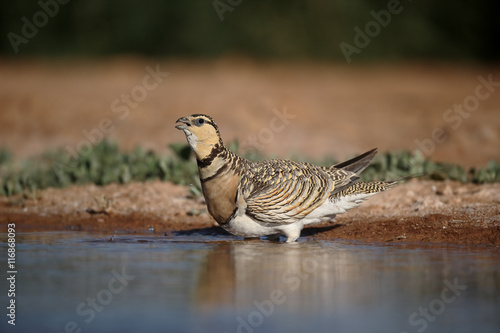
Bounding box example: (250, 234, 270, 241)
(0, 148, 12, 165)
(0, 141, 499, 197)
(95, 195, 112, 213)
(470, 160, 500, 184)
(85, 195, 113, 215)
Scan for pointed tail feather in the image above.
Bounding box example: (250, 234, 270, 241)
(332, 180, 396, 200)
(332, 148, 378, 175)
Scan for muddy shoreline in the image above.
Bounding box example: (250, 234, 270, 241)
(1, 180, 498, 248)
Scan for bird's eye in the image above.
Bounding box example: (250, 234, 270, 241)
(194, 118, 205, 126)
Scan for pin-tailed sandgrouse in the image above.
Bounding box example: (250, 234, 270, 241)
(176, 114, 395, 242)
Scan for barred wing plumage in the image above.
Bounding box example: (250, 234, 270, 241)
(241, 160, 359, 224)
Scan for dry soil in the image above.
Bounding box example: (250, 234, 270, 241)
(1, 58, 499, 247)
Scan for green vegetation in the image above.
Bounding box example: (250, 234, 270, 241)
(0, 141, 199, 197)
(1, 140, 499, 197)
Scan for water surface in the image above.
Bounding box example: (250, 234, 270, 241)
(1, 231, 499, 333)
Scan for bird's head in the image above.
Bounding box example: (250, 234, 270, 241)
(175, 114, 223, 159)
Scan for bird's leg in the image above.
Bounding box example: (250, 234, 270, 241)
(284, 230, 301, 243)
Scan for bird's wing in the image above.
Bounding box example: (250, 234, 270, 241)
(241, 160, 358, 225)
(332, 148, 377, 174)
(320, 148, 378, 197)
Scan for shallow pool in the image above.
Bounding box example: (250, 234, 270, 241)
(1, 231, 499, 333)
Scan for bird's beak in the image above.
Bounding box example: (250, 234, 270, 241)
(175, 117, 190, 130)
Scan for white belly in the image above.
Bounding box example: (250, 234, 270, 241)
(221, 192, 376, 241)
(301, 192, 376, 225)
(222, 214, 285, 238)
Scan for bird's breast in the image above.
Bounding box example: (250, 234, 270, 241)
(201, 171, 240, 225)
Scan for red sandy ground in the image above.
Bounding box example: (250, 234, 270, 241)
(0, 58, 499, 247)
(1, 179, 498, 247)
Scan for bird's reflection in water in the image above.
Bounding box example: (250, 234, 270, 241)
(194, 240, 368, 314)
(193, 239, 473, 318)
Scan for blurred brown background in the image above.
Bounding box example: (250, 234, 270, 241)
(1, 0, 499, 167)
